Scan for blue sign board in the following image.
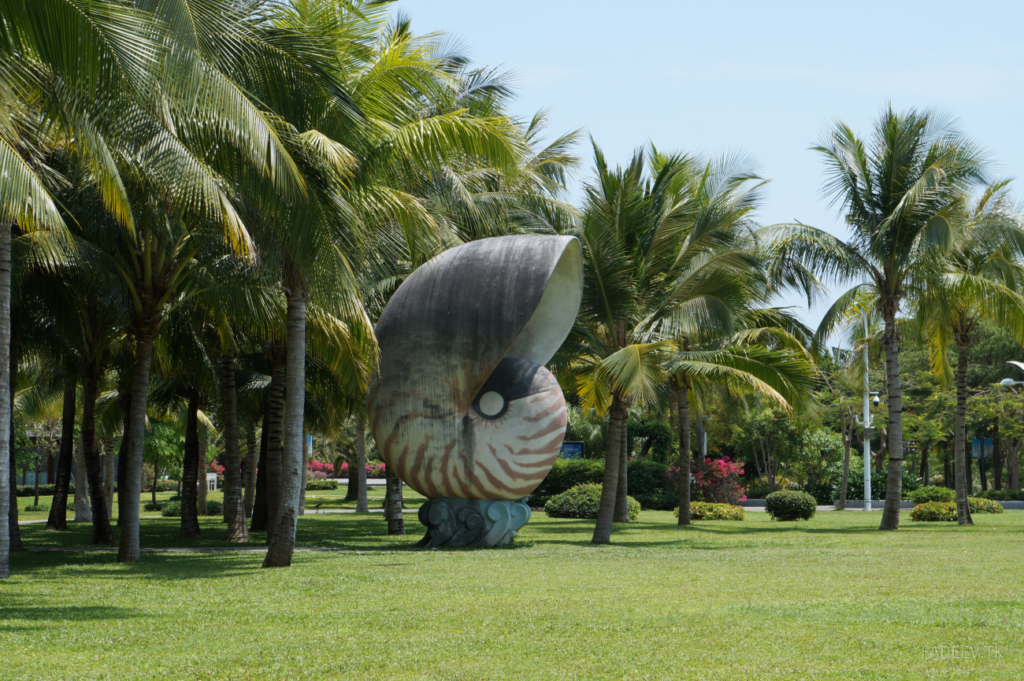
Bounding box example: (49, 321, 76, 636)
(971, 438, 993, 459)
(559, 441, 585, 460)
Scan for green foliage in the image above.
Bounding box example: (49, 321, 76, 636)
(968, 497, 1003, 514)
(16, 484, 74, 497)
(764, 490, 816, 521)
(911, 501, 957, 522)
(23, 503, 49, 512)
(205, 501, 222, 516)
(979, 489, 1024, 501)
(306, 480, 339, 491)
(908, 486, 956, 504)
(160, 502, 182, 517)
(529, 459, 671, 509)
(675, 502, 745, 521)
(627, 420, 674, 462)
(544, 483, 640, 521)
(144, 502, 163, 511)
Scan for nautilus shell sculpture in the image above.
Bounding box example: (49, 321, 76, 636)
(368, 235, 582, 546)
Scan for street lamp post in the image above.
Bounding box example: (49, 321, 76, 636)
(853, 309, 880, 511)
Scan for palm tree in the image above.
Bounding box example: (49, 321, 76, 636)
(916, 181, 1024, 524)
(770, 106, 989, 530)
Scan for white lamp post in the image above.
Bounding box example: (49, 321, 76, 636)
(853, 309, 880, 510)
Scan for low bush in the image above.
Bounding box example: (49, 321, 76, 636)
(306, 479, 338, 491)
(633, 488, 678, 511)
(908, 486, 956, 504)
(529, 459, 671, 510)
(544, 483, 640, 521)
(15, 483, 75, 497)
(143, 502, 162, 512)
(911, 501, 957, 522)
(160, 501, 182, 517)
(765, 490, 816, 521)
(144, 480, 177, 493)
(968, 497, 1003, 514)
(205, 500, 222, 516)
(979, 489, 1024, 501)
(168, 495, 182, 501)
(24, 503, 49, 512)
(676, 501, 745, 521)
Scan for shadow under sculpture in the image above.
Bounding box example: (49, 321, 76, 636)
(369, 236, 583, 547)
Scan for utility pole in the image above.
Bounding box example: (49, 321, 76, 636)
(854, 309, 877, 511)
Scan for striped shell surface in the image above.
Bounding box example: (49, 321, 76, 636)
(368, 236, 582, 500)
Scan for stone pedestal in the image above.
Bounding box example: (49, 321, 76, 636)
(416, 498, 531, 548)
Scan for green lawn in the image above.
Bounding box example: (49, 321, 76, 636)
(2, 509, 1022, 680)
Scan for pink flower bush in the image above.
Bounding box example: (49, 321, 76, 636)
(665, 456, 747, 505)
(315, 460, 387, 478)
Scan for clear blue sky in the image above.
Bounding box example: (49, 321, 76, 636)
(396, 0, 1024, 334)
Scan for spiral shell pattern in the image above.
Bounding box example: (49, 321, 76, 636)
(368, 236, 582, 501)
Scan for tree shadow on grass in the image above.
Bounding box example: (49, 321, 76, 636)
(8, 548, 261, 581)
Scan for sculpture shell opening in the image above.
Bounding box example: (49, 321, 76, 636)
(368, 235, 583, 501)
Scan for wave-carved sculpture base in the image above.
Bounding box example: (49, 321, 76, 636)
(415, 498, 532, 548)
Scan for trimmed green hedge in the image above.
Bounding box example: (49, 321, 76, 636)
(544, 483, 640, 521)
(765, 490, 816, 521)
(306, 480, 338, 491)
(529, 459, 673, 510)
(676, 502, 745, 521)
(908, 486, 955, 504)
(979, 489, 1024, 501)
(16, 484, 74, 497)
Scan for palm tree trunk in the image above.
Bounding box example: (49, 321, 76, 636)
(81, 369, 113, 544)
(264, 280, 307, 568)
(0, 223, 9, 577)
(613, 417, 629, 522)
(385, 467, 405, 535)
(221, 355, 248, 541)
(103, 437, 115, 514)
(591, 394, 625, 544)
(7, 308, 19, 553)
(879, 311, 905, 531)
(250, 404, 269, 533)
(180, 388, 202, 538)
(116, 392, 130, 526)
(954, 343, 974, 525)
(46, 377, 77, 530)
(244, 421, 257, 519)
(73, 440, 92, 523)
(675, 380, 692, 525)
(356, 417, 368, 513)
(118, 332, 156, 563)
(264, 349, 285, 542)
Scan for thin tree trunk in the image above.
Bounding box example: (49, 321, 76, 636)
(385, 467, 405, 535)
(0, 224, 10, 576)
(1009, 441, 1020, 490)
(591, 394, 625, 544)
(73, 441, 92, 523)
(355, 417, 368, 513)
(6, 307, 19, 553)
(919, 443, 929, 485)
(244, 420, 256, 519)
(992, 425, 1002, 491)
(614, 416, 629, 522)
(197, 407, 208, 517)
(264, 349, 285, 542)
(264, 279, 307, 568)
(116, 392, 130, 526)
(103, 437, 115, 515)
(953, 342, 973, 525)
(46, 377, 78, 531)
(81, 368, 113, 543)
(118, 333, 156, 563)
(250, 405, 269, 533)
(879, 311, 905, 531)
(221, 355, 248, 542)
(299, 425, 309, 516)
(675, 381, 692, 525)
(837, 408, 852, 511)
(180, 388, 201, 538)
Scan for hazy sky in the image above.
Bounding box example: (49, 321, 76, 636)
(396, 0, 1024, 336)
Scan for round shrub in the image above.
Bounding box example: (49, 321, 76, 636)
(544, 483, 640, 521)
(205, 500, 222, 516)
(911, 501, 957, 522)
(143, 502, 162, 512)
(764, 490, 816, 521)
(24, 503, 49, 512)
(675, 501, 745, 521)
(968, 497, 1003, 514)
(908, 486, 955, 504)
(160, 501, 182, 517)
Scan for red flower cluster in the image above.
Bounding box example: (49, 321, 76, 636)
(331, 461, 387, 478)
(665, 456, 747, 504)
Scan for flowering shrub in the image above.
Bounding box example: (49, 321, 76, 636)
(665, 456, 747, 505)
(307, 470, 328, 481)
(675, 502, 745, 521)
(336, 461, 387, 478)
(968, 497, 1004, 514)
(308, 460, 334, 476)
(911, 501, 957, 522)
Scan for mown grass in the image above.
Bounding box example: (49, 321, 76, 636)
(2, 510, 1022, 680)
